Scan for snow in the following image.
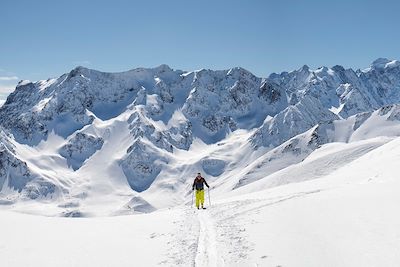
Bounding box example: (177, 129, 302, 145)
(195, 210, 222, 267)
(229, 136, 400, 266)
(37, 78, 57, 91)
(329, 103, 344, 115)
(17, 79, 31, 86)
(2, 136, 400, 266)
(369, 57, 400, 70)
(33, 97, 52, 111)
(1, 60, 400, 266)
(0, 209, 178, 267)
(385, 59, 400, 69)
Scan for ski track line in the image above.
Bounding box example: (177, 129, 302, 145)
(191, 190, 322, 266)
(194, 209, 223, 267)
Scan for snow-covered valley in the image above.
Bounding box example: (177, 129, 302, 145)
(1, 59, 400, 266)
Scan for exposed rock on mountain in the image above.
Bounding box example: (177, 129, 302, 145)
(59, 132, 104, 170)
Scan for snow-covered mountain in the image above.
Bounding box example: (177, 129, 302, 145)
(1, 58, 400, 216)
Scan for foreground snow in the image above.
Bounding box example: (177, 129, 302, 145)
(0, 209, 178, 266)
(1, 137, 400, 266)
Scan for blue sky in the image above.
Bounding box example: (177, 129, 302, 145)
(1, 0, 400, 96)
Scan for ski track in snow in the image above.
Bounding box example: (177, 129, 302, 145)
(194, 209, 221, 267)
(166, 189, 325, 267)
(166, 205, 224, 267)
(164, 207, 198, 266)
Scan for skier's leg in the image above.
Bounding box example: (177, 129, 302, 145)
(200, 190, 205, 208)
(195, 190, 200, 209)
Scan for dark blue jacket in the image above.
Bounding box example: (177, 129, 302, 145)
(192, 176, 209, 190)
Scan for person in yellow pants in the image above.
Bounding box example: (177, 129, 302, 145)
(192, 172, 210, 209)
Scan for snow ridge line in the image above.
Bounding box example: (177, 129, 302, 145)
(194, 210, 222, 267)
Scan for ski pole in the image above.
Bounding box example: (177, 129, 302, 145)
(208, 188, 211, 207)
(191, 189, 194, 207)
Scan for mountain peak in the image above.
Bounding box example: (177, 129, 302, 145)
(299, 65, 310, 72)
(68, 66, 91, 78)
(370, 58, 399, 70)
(331, 65, 345, 72)
(372, 58, 391, 68)
(17, 80, 32, 86)
(316, 66, 329, 73)
(227, 66, 253, 76)
(153, 64, 173, 73)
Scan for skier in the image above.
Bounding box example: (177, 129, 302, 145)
(192, 172, 210, 209)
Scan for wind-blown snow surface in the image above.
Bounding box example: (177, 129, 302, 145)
(1, 136, 400, 266)
(1, 59, 400, 266)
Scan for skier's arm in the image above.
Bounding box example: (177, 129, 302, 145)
(203, 178, 210, 188)
(192, 179, 195, 190)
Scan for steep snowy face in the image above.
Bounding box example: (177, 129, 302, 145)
(233, 123, 335, 189)
(250, 96, 339, 148)
(0, 65, 184, 145)
(0, 65, 287, 146)
(269, 59, 400, 118)
(236, 103, 400, 191)
(359, 59, 400, 102)
(0, 128, 58, 200)
(0, 129, 32, 192)
(182, 67, 288, 142)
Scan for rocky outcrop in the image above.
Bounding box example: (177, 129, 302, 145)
(120, 140, 168, 192)
(59, 132, 104, 170)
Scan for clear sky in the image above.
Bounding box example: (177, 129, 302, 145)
(1, 0, 400, 97)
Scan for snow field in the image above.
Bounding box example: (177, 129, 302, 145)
(0, 209, 179, 267)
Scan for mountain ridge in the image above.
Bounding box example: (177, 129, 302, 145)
(1, 58, 400, 216)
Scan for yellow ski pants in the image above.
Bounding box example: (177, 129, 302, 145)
(195, 189, 205, 208)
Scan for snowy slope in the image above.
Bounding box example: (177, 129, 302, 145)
(209, 135, 400, 266)
(1, 136, 400, 266)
